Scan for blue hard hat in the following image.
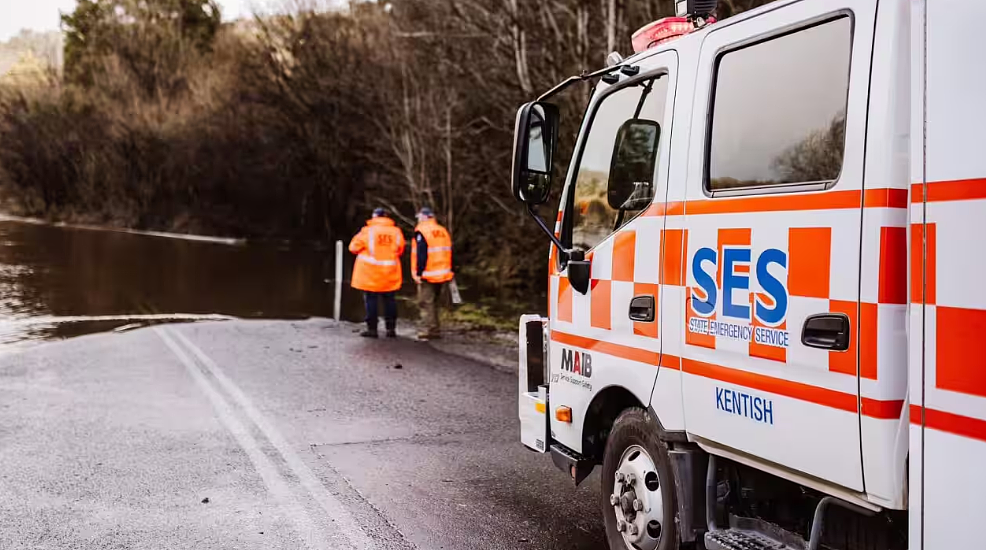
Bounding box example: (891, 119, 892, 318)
(418, 207, 434, 218)
(372, 207, 386, 218)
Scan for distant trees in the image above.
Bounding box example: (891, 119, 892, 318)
(62, 0, 220, 96)
(773, 112, 847, 184)
(0, 31, 64, 77)
(0, 0, 773, 303)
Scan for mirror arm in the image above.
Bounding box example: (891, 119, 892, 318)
(526, 203, 567, 253)
(537, 65, 623, 103)
(613, 208, 626, 232)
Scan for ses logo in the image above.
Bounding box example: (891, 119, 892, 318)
(689, 245, 790, 349)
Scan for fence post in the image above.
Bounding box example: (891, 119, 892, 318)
(334, 240, 343, 322)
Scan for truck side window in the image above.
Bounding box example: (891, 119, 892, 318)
(570, 75, 669, 252)
(707, 16, 851, 192)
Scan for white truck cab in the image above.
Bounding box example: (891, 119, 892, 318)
(512, 1, 986, 549)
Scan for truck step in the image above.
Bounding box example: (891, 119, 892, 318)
(548, 444, 593, 485)
(705, 529, 801, 550)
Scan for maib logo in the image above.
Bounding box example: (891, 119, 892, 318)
(688, 245, 790, 348)
(559, 348, 592, 378)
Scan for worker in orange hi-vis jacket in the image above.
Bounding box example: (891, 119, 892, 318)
(349, 207, 405, 338)
(411, 207, 453, 340)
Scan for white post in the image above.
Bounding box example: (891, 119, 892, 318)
(334, 240, 343, 322)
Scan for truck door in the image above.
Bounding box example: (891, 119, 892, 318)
(675, 0, 877, 491)
(548, 51, 677, 454)
(911, 1, 986, 547)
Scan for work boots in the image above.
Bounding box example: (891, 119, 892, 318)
(360, 321, 378, 338)
(361, 321, 396, 338)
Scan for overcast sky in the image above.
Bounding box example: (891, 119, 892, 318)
(0, 0, 259, 41)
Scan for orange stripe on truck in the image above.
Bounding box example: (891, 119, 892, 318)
(861, 398, 904, 419)
(551, 331, 660, 366)
(683, 357, 857, 414)
(660, 353, 682, 370)
(683, 358, 901, 418)
(642, 188, 905, 218)
(863, 188, 909, 209)
(912, 178, 986, 203)
(689, 190, 862, 215)
(911, 405, 986, 443)
(550, 332, 901, 419)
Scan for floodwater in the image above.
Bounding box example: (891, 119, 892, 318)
(0, 219, 378, 348)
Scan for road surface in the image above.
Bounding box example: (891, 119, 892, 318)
(0, 319, 606, 549)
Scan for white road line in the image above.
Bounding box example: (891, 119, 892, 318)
(168, 327, 375, 550)
(155, 328, 331, 550)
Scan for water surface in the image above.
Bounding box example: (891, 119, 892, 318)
(0, 220, 364, 347)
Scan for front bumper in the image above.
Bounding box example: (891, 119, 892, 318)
(518, 314, 549, 453)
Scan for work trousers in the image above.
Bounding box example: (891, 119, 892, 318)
(364, 291, 397, 330)
(418, 281, 444, 335)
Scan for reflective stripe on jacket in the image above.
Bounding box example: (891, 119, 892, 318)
(349, 217, 405, 292)
(412, 219, 454, 283)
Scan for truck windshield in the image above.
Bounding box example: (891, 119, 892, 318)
(569, 75, 669, 252)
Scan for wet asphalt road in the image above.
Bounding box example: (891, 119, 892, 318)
(0, 319, 606, 550)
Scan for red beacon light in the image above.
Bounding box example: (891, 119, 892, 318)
(631, 1, 718, 53)
(631, 16, 715, 54)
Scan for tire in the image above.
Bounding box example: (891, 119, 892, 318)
(601, 408, 680, 550)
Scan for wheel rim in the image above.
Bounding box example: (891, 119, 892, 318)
(609, 445, 664, 550)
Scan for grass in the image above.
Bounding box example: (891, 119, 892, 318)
(441, 302, 519, 333)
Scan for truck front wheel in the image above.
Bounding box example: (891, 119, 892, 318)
(601, 408, 679, 550)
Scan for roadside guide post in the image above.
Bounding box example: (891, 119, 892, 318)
(334, 240, 343, 321)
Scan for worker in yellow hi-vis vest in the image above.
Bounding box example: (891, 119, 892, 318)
(411, 207, 453, 340)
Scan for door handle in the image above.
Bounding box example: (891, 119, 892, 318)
(801, 313, 850, 351)
(629, 295, 655, 322)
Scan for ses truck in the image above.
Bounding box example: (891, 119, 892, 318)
(510, 1, 985, 549)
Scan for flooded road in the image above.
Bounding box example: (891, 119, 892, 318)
(0, 218, 543, 349)
(0, 219, 371, 347)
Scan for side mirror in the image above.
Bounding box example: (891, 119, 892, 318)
(512, 101, 560, 205)
(568, 250, 591, 295)
(607, 119, 660, 210)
